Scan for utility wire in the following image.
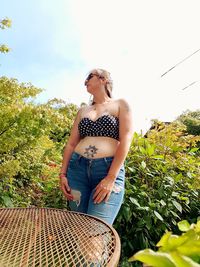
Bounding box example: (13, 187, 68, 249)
(181, 80, 199, 90)
(161, 48, 200, 77)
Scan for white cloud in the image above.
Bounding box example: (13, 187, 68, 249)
(65, 0, 200, 133)
(3, 0, 200, 133)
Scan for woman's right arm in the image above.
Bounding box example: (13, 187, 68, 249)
(59, 109, 82, 200)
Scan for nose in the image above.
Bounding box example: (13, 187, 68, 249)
(84, 79, 88, 86)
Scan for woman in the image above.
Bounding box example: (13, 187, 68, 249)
(59, 68, 133, 225)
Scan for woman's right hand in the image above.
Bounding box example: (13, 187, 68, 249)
(59, 176, 74, 200)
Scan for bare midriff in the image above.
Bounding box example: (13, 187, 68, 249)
(74, 136, 119, 159)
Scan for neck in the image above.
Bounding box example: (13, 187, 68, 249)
(93, 96, 111, 105)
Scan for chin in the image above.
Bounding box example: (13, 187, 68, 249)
(87, 88, 92, 94)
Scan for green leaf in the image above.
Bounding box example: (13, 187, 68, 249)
(170, 210, 181, 219)
(129, 249, 176, 267)
(170, 252, 200, 267)
(152, 155, 164, 159)
(172, 200, 182, 213)
(154, 211, 164, 221)
(159, 228, 198, 253)
(178, 220, 191, 232)
(161, 234, 190, 251)
(172, 191, 179, 197)
(141, 161, 146, 168)
(2, 195, 13, 207)
(189, 148, 199, 153)
(160, 199, 166, 206)
(130, 197, 141, 207)
(187, 172, 193, 179)
(157, 231, 172, 247)
(178, 243, 200, 257)
(196, 221, 200, 233)
(147, 144, 155, 156)
(139, 146, 147, 155)
(127, 166, 136, 173)
(123, 206, 131, 221)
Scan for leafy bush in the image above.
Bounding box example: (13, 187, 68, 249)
(177, 110, 200, 137)
(1, 76, 200, 266)
(130, 219, 200, 267)
(0, 77, 78, 207)
(115, 122, 200, 266)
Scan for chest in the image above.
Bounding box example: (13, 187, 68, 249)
(81, 103, 119, 121)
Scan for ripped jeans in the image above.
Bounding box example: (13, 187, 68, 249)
(66, 152, 125, 225)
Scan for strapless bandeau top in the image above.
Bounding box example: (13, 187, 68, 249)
(78, 114, 119, 140)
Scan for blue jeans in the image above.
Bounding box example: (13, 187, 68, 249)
(66, 152, 125, 225)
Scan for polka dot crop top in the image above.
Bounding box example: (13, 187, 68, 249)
(78, 114, 119, 140)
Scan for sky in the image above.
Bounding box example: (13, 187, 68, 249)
(1, 0, 200, 134)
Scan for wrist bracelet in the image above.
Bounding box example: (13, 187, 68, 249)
(59, 173, 66, 178)
(59, 174, 66, 179)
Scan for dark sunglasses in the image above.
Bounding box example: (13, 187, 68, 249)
(86, 73, 98, 81)
(85, 73, 104, 86)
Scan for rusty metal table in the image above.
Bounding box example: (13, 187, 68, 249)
(0, 208, 121, 267)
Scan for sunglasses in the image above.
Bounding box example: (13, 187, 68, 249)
(86, 73, 98, 81)
(84, 73, 105, 86)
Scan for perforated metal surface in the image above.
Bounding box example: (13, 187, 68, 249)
(0, 208, 120, 267)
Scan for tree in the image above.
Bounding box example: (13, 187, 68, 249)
(0, 18, 12, 53)
(0, 76, 78, 207)
(176, 109, 200, 136)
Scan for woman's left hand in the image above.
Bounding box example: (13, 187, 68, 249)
(93, 176, 115, 204)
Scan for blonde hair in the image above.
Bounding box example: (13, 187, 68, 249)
(88, 68, 113, 98)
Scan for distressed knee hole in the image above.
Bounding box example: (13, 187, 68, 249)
(71, 189, 81, 206)
(112, 185, 123, 193)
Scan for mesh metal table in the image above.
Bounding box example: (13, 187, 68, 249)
(0, 208, 121, 267)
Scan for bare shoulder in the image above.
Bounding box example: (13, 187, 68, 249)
(78, 105, 88, 114)
(77, 105, 91, 118)
(117, 98, 132, 112)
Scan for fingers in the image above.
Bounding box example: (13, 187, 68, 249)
(93, 185, 101, 200)
(94, 192, 107, 204)
(60, 177, 73, 201)
(62, 186, 73, 201)
(93, 186, 111, 204)
(104, 191, 111, 202)
(93, 179, 114, 203)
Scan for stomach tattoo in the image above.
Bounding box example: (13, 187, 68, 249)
(84, 145, 98, 158)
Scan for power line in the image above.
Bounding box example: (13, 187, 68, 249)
(161, 48, 200, 77)
(181, 80, 199, 91)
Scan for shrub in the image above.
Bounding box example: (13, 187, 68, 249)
(130, 219, 200, 267)
(115, 122, 200, 266)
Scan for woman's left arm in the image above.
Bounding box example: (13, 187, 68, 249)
(106, 99, 133, 179)
(93, 99, 133, 203)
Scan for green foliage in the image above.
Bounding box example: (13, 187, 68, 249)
(130, 219, 200, 267)
(0, 18, 12, 29)
(115, 122, 200, 266)
(0, 18, 12, 53)
(1, 75, 200, 266)
(0, 76, 78, 208)
(177, 110, 200, 137)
